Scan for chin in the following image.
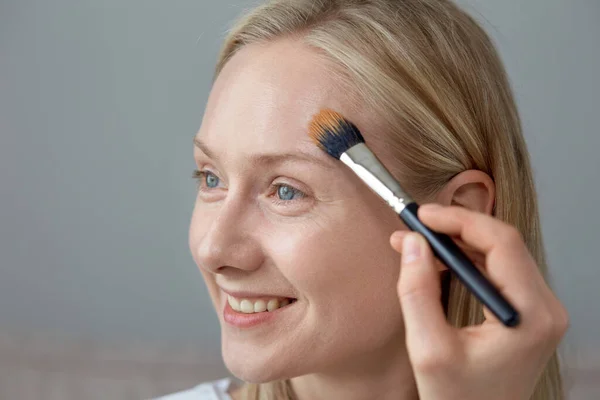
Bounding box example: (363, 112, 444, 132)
(222, 337, 303, 383)
(223, 352, 291, 383)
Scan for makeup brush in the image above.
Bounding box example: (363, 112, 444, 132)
(308, 109, 520, 327)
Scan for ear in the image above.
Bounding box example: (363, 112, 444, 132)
(434, 170, 495, 216)
(429, 170, 495, 273)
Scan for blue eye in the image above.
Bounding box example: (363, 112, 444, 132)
(277, 185, 304, 201)
(205, 172, 220, 188)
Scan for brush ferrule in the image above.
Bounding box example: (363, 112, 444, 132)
(340, 143, 413, 214)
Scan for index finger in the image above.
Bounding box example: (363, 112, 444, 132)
(417, 204, 545, 300)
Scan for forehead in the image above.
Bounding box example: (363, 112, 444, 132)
(197, 39, 354, 158)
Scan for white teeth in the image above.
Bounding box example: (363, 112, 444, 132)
(228, 295, 241, 312)
(227, 296, 290, 314)
(254, 300, 267, 313)
(227, 295, 293, 314)
(267, 299, 279, 312)
(240, 299, 254, 314)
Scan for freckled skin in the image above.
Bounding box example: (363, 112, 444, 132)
(189, 39, 410, 386)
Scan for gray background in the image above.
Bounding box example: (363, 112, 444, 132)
(1, 0, 598, 378)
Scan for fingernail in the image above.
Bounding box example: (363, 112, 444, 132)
(402, 234, 421, 264)
(391, 230, 407, 241)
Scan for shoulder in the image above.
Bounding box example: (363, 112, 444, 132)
(153, 378, 236, 400)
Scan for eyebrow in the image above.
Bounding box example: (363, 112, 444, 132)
(193, 137, 335, 170)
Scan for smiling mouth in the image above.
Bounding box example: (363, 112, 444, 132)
(227, 295, 297, 314)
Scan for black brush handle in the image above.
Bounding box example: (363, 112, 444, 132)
(399, 202, 520, 327)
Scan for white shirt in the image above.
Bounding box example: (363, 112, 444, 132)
(154, 378, 235, 400)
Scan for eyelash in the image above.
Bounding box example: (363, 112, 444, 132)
(192, 169, 307, 203)
(192, 169, 210, 193)
(192, 169, 211, 189)
(271, 184, 306, 205)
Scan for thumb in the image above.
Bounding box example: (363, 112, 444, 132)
(397, 233, 453, 346)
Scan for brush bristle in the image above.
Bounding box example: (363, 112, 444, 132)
(308, 109, 365, 159)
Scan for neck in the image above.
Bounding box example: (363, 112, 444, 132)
(289, 337, 418, 400)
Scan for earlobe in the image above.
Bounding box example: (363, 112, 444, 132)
(435, 170, 495, 216)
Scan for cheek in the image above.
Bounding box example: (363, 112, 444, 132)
(266, 212, 402, 307)
(264, 210, 407, 361)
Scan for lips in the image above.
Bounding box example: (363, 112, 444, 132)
(227, 295, 295, 313)
(221, 290, 298, 328)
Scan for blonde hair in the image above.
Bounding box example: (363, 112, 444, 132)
(214, 1, 563, 399)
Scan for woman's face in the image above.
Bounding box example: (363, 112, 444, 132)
(189, 39, 407, 382)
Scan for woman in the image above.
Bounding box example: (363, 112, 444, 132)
(162, 0, 569, 399)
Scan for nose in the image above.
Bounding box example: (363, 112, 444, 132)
(192, 196, 264, 274)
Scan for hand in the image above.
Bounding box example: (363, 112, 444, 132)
(390, 204, 568, 400)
